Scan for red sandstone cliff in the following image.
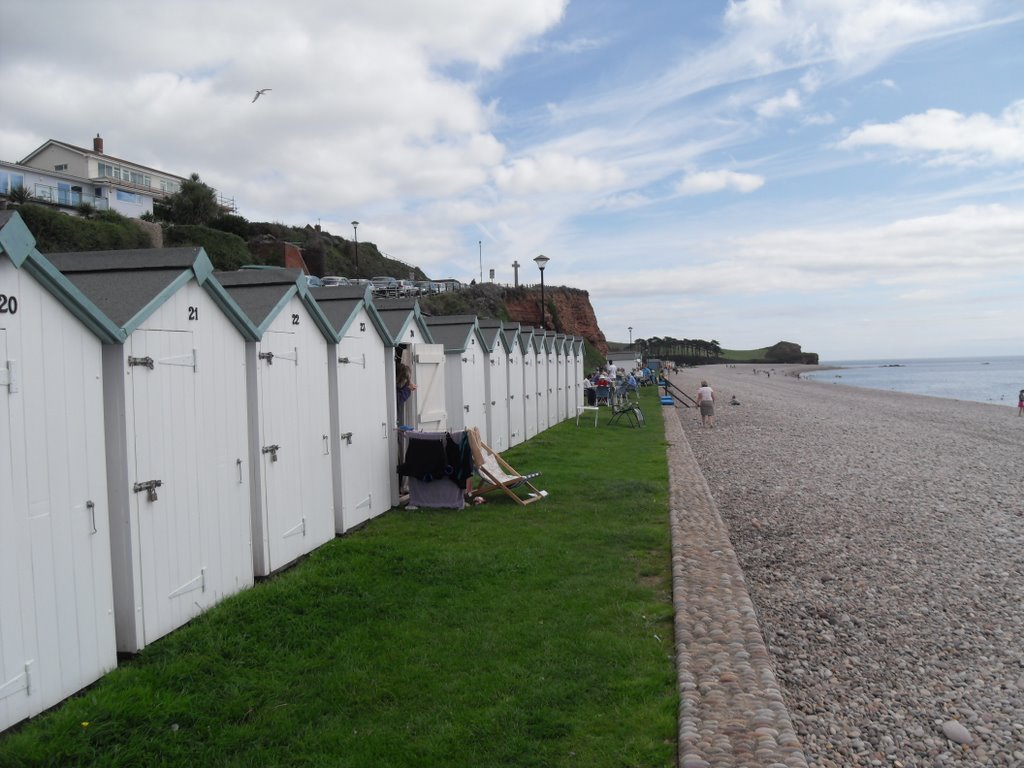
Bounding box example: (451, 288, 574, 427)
(503, 286, 608, 355)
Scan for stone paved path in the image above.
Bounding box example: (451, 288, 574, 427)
(665, 405, 809, 768)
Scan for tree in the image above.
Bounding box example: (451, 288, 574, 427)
(162, 172, 220, 226)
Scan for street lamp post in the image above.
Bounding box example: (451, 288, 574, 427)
(629, 326, 633, 348)
(479, 240, 483, 284)
(533, 254, 550, 329)
(351, 221, 359, 274)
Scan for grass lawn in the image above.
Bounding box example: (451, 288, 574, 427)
(717, 346, 770, 362)
(1, 389, 677, 768)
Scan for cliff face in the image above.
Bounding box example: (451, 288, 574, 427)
(765, 341, 819, 365)
(504, 286, 608, 355)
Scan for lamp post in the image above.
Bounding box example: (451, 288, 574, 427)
(351, 221, 359, 274)
(478, 240, 483, 284)
(628, 326, 633, 348)
(533, 254, 549, 329)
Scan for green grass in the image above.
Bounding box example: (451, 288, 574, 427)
(0, 390, 677, 768)
(717, 346, 771, 362)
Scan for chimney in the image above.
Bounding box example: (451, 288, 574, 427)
(93, 134, 104, 154)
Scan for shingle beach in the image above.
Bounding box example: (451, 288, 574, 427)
(664, 365, 1023, 767)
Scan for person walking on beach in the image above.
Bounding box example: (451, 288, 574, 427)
(1018, 388, 1024, 416)
(696, 380, 715, 428)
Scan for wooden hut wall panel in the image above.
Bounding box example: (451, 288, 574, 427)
(251, 299, 334, 575)
(535, 346, 549, 433)
(485, 348, 509, 453)
(554, 345, 567, 423)
(506, 341, 525, 448)
(0, 260, 116, 731)
(522, 351, 538, 440)
(335, 307, 392, 532)
(411, 344, 446, 432)
(568, 341, 582, 410)
(108, 282, 252, 652)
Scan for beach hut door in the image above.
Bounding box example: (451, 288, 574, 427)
(412, 343, 446, 432)
(128, 329, 203, 645)
(0, 328, 31, 722)
(257, 331, 304, 566)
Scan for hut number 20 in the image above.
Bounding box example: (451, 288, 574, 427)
(0, 293, 18, 314)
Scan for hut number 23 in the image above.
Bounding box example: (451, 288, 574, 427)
(0, 293, 18, 314)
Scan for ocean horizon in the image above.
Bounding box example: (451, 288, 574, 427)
(802, 355, 1024, 407)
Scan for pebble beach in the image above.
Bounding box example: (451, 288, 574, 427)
(666, 365, 1024, 767)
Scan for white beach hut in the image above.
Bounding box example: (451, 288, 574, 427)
(502, 323, 526, 448)
(478, 319, 510, 453)
(519, 327, 539, 441)
(0, 212, 118, 731)
(47, 246, 256, 654)
(374, 298, 445, 433)
(425, 315, 489, 443)
(552, 334, 568, 424)
(217, 268, 336, 577)
(568, 336, 584, 411)
(533, 330, 550, 433)
(311, 284, 396, 533)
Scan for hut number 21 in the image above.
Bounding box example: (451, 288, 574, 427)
(0, 293, 18, 314)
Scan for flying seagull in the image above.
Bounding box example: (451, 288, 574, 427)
(252, 88, 272, 103)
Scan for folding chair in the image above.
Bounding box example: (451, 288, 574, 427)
(608, 399, 645, 427)
(467, 428, 547, 505)
(593, 384, 611, 406)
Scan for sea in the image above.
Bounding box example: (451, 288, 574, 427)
(801, 356, 1024, 408)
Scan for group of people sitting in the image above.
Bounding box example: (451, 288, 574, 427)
(582, 364, 651, 406)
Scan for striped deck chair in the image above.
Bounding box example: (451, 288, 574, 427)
(467, 428, 547, 506)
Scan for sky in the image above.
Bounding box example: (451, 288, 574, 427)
(2, 1, 1023, 360)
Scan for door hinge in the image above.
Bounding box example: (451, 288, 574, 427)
(0, 359, 17, 393)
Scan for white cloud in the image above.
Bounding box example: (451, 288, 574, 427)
(839, 100, 1024, 165)
(802, 112, 836, 126)
(725, 0, 982, 71)
(676, 170, 765, 196)
(493, 152, 625, 194)
(756, 88, 802, 118)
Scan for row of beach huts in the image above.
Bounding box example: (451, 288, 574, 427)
(0, 210, 590, 732)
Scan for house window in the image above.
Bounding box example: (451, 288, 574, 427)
(54, 163, 68, 171)
(116, 190, 143, 204)
(0, 171, 24, 194)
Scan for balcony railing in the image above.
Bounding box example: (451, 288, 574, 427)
(32, 183, 108, 210)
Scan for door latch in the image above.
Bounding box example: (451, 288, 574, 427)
(133, 479, 163, 501)
(262, 444, 281, 461)
(339, 432, 353, 445)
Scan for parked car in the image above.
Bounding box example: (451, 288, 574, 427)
(320, 276, 350, 287)
(416, 280, 442, 295)
(370, 276, 400, 298)
(397, 279, 420, 297)
(305, 275, 323, 288)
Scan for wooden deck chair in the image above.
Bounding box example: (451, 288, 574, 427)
(467, 427, 547, 505)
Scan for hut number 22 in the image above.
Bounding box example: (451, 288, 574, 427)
(0, 293, 18, 314)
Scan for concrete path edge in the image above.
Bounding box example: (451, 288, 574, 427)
(664, 405, 810, 768)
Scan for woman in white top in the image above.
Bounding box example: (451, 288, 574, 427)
(696, 380, 715, 428)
